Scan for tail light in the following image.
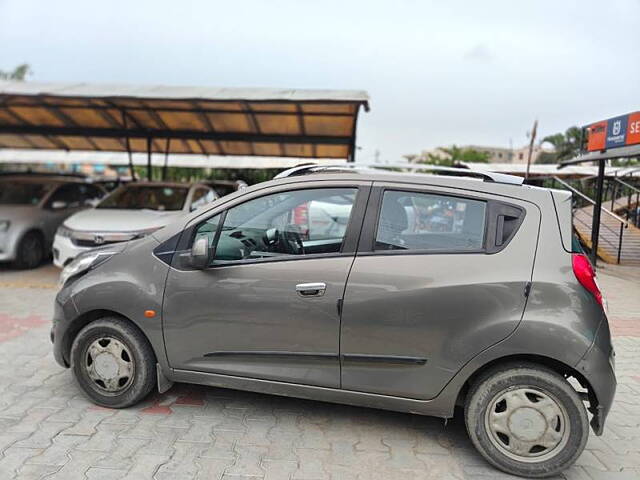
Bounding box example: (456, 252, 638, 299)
(572, 253, 603, 308)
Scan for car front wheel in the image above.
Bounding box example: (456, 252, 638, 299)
(465, 363, 589, 478)
(70, 316, 156, 408)
(14, 231, 44, 269)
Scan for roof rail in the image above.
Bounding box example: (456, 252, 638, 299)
(274, 163, 524, 185)
(273, 164, 332, 179)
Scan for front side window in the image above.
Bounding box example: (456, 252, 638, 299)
(375, 190, 486, 252)
(46, 184, 86, 208)
(194, 187, 357, 265)
(78, 184, 105, 203)
(97, 185, 188, 211)
(0, 180, 53, 205)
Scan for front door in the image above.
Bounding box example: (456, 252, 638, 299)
(340, 183, 539, 399)
(163, 183, 368, 388)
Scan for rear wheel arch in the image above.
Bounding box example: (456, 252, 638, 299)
(455, 354, 595, 413)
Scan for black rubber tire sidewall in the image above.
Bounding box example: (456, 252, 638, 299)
(14, 231, 44, 269)
(70, 316, 156, 408)
(464, 364, 589, 478)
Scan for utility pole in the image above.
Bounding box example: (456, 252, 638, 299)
(525, 119, 538, 181)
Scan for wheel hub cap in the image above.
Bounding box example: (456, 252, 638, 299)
(484, 387, 570, 462)
(508, 407, 547, 442)
(85, 337, 134, 394)
(94, 352, 120, 379)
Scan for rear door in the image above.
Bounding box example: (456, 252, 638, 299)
(340, 182, 540, 399)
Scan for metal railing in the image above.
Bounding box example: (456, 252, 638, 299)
(552, 176, 629, 264)
(610, 176, 640, 228)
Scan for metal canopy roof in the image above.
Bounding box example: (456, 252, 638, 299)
(560, 143, 640, 166)
(0, 81, 369, 160)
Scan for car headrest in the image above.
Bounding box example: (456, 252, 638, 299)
(379, 198, 408, 236)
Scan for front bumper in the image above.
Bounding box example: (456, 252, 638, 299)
(0, 230, 18, 262)
(52, 234, 91, 268)
(576, 318, 617, 435)
(51, 296, 71, 367)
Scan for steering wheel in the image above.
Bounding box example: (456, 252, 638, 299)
(282, 225, 305, 255)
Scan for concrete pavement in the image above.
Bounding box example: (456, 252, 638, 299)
(0, 262, 638, 479)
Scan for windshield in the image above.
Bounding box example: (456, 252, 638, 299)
(97, 185, 188, 211)
(0, 180, 53, 205)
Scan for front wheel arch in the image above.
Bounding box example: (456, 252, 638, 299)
(61, 309, 152, 367)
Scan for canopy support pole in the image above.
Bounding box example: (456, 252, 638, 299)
(590, 160, 606, 267)
(162, 138, 171, 181)
(146, 137, 152, 181)
(348, 106, 360, 162)
(120, 110, 136, 182)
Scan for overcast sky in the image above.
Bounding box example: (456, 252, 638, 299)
(1, 0, 639, 163)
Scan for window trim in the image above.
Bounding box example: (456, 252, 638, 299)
(171, 183, 371, 270)
(358, 185, 524, 257)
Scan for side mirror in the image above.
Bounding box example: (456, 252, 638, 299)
(190, 237, 211, 269)
(51, 200, 68, 210)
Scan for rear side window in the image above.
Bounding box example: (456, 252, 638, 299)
(375, 190, 486, 252)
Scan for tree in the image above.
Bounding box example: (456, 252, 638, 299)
(538, 126, 582, 163)
(416, 145, 490, 166)
(0, 63, 31, 81)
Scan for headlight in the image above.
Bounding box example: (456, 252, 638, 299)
(58, 250, 116, 289)
(0, 220, 10, 232)
(56, 225, 72, 238)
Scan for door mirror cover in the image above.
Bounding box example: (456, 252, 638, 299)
(190, 237, 211, 269)
(51, 200, 68, 210)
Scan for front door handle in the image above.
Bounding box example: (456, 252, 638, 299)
(296, 282, 326, 297)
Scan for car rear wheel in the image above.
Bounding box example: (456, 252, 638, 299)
(70, 316, 156, 408)
(464, 363, 589, 478)
(13, 231, 44, 269)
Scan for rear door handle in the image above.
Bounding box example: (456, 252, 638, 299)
(296, 282, 326, 297)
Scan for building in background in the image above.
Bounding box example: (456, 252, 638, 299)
(408, 144, 554, 165)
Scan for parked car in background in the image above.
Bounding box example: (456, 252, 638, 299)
(205, 179, 248, 197)
(53, 181, 217, 267)
(91, 176, 132, 193)
(0, 173, 106, 268)
(52, 166, 615, 478)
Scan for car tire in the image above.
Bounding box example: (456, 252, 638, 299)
(70, 316, 157, 408)
(13, 231, 44, 269)
(464, 363, 589, 478)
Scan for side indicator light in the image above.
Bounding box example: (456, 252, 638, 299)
(144, 310, 156, 318)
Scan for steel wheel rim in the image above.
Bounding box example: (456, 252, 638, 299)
(84, 336, 135, 395)
(484, 386, 570, 463)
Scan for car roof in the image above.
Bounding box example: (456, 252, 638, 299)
(267, 168, 523, 191)
(231, 167, 550, 206)
(275, 164, 524, 185)
(0, 174, 89, 184)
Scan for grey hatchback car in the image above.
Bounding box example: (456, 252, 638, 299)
(52, 166, 616, 478)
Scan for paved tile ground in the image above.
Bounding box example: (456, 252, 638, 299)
(0, 262, 638, 479)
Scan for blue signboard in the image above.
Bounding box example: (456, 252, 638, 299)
(605, 115, 628, 149)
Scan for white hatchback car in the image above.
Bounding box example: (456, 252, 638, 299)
(53, 181, 217, 267)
